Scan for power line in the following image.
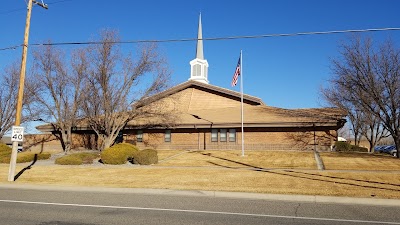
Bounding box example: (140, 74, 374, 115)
(1, 27, 400, 51)
(0, 7, 26, 15)
(0, 0, 71, 15)
(0, 45, 21, 51)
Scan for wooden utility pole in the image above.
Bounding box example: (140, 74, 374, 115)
(8, 0, 48, 182)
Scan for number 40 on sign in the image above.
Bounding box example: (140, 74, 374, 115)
(11, 126, 24, 142)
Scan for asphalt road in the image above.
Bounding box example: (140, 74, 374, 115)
(0, 186, 400, 225)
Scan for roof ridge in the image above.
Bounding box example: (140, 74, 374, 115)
(138, 80, 265, 107)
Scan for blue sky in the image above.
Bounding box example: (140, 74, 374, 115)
(1, 0, 400, 113)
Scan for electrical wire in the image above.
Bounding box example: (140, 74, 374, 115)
(0, 45, 21, 51)
(1, 27, 400, 51)
(0, 0, 71, 15)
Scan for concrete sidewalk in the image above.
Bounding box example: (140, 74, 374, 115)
(1, 183, 400, 207)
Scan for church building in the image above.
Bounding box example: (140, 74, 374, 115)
(114, 15, 346, 151)
(37, 15, 346, 152)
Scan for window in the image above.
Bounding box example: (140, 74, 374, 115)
(220, 129, 227, 142)
(165, 130, 171, 142)
(229, 129, 236, 142)
(136, 130, 143, 143)
(193, 64, 201, 76)
(211, 129, 218, 142)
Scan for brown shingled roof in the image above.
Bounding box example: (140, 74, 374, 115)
(125, 105, 346, 129)
(136, 80, 265, 108)
(36, 81, 346, 132)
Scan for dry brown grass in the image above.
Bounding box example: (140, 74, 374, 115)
(157, 150, 316, 169)
(0, 164, 400, 199)
(1, 150, 400, 199)
(320, 152, 400, 170)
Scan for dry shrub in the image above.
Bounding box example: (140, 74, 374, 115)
(55, 155, 82, 165)
(0, 143, 11, 155)
(0, 144, 51, 163)
(55, 152, 99, 165)
(17, 152, 51, 163)
(133, 149, 158, 165)
(101, 143, 139, 165)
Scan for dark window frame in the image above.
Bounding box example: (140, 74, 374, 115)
(211, 129, 218, 142)
(136, 130, 143, 143)
(220, 129, 227, 142)
(165, 130, 171, 142)
(229, 129, 236, 142)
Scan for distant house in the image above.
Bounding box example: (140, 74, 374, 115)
(36, 15, 346, 151)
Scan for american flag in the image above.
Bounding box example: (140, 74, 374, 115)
(231, 57, 241, 87)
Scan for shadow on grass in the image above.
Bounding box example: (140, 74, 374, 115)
(321, 152, 396, 159)
(201, 153, 400, 193)
(14, 154, 38, 181)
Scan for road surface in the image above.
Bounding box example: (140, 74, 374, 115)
(0, 186, 399, 225)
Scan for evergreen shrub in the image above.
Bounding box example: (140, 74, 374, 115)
(101, 143, 139, 165)
(350, 145, 368, 152)
(17, 152, 51, 163)
(0, 155, 10, 163)
(334, 141, 368, 152)
(55, 155, 82, 165)
(55, 152, 99, 165)
(0, 143, 51, 163)
(334, 141, 351, 151)
(133, 149, 158, 165)
(0, 143, 11, 155)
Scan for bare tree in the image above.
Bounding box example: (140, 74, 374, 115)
(0, 62, 36, 139)
(322, 85, 388, 151)
(325, 36, 400, 157)
(322, 86, 363, 145)
(359, 110, 390, 152)
(82, 30, 173, 151)
(28, 45, 87, 153)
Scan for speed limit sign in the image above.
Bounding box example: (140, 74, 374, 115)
(11, 126, 24, 142)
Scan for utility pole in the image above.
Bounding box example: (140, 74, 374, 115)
(8, 0, 48, 182)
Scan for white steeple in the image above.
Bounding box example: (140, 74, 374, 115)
(189, 13, 209, 84)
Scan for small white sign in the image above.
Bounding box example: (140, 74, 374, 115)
(11, 126, 24, 142)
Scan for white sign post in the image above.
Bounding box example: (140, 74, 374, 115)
(11, 126, 24, 142)
(8, 126, 24, 181)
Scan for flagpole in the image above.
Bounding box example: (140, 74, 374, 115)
(240, 50, 245, 157)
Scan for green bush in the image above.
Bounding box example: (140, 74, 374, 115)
(0, 143, 11, 154)
(78, 152, 100, 164)
(0, 144, 51, 163)
(133, 149, 158, 165)
(55, 155, 82, 165)
(55, 152, 99, 165)
(350, 145, 368, 152)
(17, 152, 51, 163)
(334, 141, 352, 151)
(0, 155, 10, 163)
(101, 143, 139, 165)
(334, 141, 368, 152)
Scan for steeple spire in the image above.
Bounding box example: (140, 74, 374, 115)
(189, 13, 209, 84)
(195, 13, 204, 59)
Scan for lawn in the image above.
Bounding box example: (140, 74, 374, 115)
(157, 150, 316, 169)
(0, 150, 399, 199)
(320, 152, 400, 171)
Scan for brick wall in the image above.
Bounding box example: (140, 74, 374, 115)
(123, 127, 336, 151)
(24, 126, 336, 152)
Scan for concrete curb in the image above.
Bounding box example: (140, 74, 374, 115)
(1, 183, 399, 207)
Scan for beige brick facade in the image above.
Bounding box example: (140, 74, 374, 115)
(34, 81, 345, 152)
(121, 127, 336, 151)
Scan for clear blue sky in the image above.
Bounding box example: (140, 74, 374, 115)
(1, 0, 400, 112)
